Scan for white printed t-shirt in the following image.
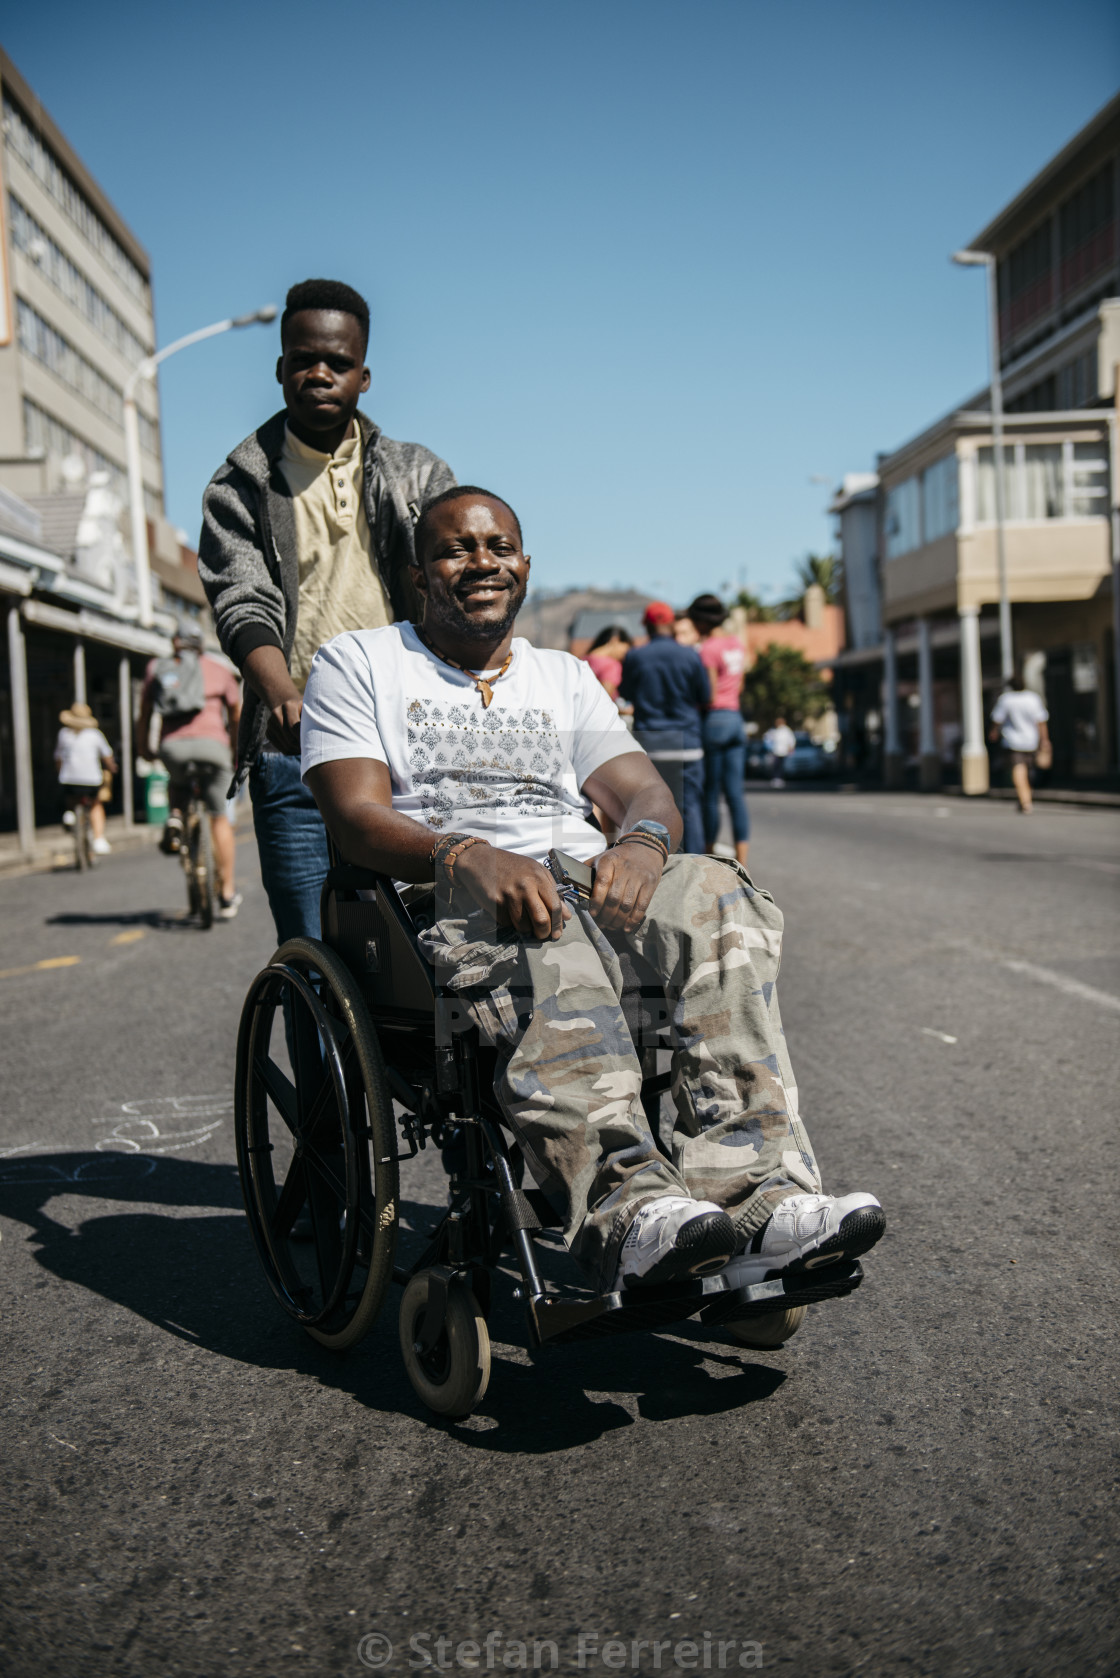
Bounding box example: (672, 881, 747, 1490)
(991, 688, 1048, 752)
(301, 624, 644, 863)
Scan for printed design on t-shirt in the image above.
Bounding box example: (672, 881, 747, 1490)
(406, 698, 565, 829)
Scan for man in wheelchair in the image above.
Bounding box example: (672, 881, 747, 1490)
(301, 486, 884, 1299)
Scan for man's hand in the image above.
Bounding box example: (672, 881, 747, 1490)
(588, 842, 665, 933)
(243, 646, 303, 756)
(455, 845, 571, 941)
(266, 696, 303, 755)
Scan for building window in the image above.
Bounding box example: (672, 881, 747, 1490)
(9, 194, 151, 367)
(998, 220, 1053, 339)
(975, 439, 1109, 521)
(2, 95, 150, 306)
(17, 298, 160, 457)
(23, 397, 161, 520)
(1059, 161, 1115, 298)
(884, 476, 921, 558)
(921, 455, 958, 543)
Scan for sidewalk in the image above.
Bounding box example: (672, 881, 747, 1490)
(0, 814, 165, 878)
(751, 780, 1120, 809)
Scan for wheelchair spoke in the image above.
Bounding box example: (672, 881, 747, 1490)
(306, 1152, 345, 1299)
(301, 1032, 356, 1148)
(270, 1158, 308, 1243)
(288, 983, 327, 1128)
(301, 1139, 349, 1207)
(255, 1054, 300, 1136)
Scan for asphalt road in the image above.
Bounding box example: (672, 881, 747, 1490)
(1, 791, 1117, 1678)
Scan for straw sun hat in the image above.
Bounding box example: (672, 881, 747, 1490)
(59, 701, 97, 730)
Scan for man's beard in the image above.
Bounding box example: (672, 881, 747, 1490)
(425, 575, 528, 647)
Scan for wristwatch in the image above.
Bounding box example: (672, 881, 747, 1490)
(617, 822, 671, 859)
(627, 819, 672, 849)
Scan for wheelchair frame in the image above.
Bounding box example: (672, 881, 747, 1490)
(234, 853, 864, 1417)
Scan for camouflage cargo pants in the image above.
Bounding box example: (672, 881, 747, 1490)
(419, 853, 821, 1291)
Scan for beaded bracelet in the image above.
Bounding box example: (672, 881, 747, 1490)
(614, 831, 670, 862)
(430, 832, 489, 887)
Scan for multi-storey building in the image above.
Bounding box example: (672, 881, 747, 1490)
(832, 92, 1118, 791)
(0, 49, 163, 523)
(0, 51, 189, 849)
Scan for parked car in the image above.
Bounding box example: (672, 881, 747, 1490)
(744, 737, 773, 778)
(781, 733, 835, 779)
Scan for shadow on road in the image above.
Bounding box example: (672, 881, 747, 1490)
(0, 1152, 787, 1448)
(45, 909, 194, 931)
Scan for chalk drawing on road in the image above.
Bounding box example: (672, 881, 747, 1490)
(91, 1094, 230, 1154)
(0, 1093, 231, 1183)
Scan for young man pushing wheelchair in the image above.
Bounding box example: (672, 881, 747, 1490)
(301, 487, 885, 1302)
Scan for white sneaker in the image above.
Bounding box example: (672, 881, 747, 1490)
(91, 836, 111, 855)
(615, 1196, 736, 1290)
(61, 810, 76, 829)
(217, 892, 243, 920)
(723, 1193, 885, 1288)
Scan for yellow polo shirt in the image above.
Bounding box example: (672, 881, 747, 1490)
(278, 422, 393, 692)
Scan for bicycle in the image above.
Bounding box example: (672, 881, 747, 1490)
(71, 791, 98, 872)
(175, 764, 221, 930)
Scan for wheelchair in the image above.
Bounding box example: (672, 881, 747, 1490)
(233, 847, 866, 1418)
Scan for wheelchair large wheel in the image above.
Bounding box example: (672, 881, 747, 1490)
(235, 936, 399, 1350)
(399, 1272, 491, 1418)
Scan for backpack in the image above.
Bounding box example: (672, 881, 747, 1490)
(150, 652, 206, 717)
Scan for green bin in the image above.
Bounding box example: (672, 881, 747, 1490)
(144, 764, 170, 825)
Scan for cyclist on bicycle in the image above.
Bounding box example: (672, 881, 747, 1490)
(138, 626, 243, 919)
(55, 702, 117, 855)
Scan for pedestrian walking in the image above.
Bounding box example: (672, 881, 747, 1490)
(687, 593, 750, 867)
(584, 624, 632, 704)
(618, 601, 708, 852)
(198, 278, 455, 945)
(764, 716, 796, 786)
(55, 703, 117, 855)
(990, 670, 1050, 814)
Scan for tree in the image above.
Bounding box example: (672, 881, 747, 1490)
(793, 553, 843, 604)
(774, 553, 844, 619)
(733, 588, 777, 622)
(742, 644, 828, 731)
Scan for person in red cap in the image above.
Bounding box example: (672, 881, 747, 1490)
(618, 601, 709, 851)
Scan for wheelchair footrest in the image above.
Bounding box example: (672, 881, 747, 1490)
(531, 1278, 709, 1345)
(699, 1259, 864, 1327)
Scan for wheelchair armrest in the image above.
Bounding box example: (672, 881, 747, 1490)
(326, 861, 382, 893)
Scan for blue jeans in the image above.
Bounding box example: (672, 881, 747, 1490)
(634, 731, 706, 855)
(702, 710, 750, 845)
(249, 751, 330, 946)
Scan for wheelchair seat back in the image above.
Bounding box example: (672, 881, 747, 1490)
(321, 861, 438, 1021)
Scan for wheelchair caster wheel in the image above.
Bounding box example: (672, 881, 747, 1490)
(399, 1272, 491, 1418)
(724, 1305, 807, 1349)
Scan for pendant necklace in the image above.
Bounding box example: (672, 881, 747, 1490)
(416, 628, 513, 708)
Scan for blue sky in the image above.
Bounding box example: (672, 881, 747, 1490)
(4, 1, 1118, 603)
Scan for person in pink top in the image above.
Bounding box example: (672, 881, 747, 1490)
(584, 624, 633, 703)
(687, 593, 750, 866)
(138, 626, 243, 917)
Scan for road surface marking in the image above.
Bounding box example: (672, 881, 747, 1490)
(921, 1027, 958, 1044)
(0, 955, 80, 980)
(110, 929, 146, 945)
(1002, 959, 1120, 1014)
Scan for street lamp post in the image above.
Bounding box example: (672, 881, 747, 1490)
(952, 249, 1013, 683)
(124, 305, 277, 626)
